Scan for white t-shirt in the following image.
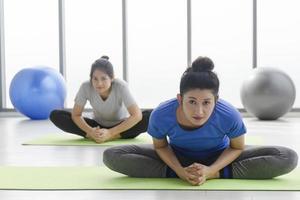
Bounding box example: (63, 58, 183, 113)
(74, 78, 137, 127)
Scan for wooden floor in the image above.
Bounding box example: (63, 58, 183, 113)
(0, 115, 299, 200)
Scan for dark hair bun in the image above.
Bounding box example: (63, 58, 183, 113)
(101, 55, 109, 60)
(191, 56, 214, 72)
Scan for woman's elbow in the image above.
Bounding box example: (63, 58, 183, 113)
(71, 112, 81, 121)
(133, 110, 143, 122)
(233, 146, 245, 153)
(230, 143, 245, 152)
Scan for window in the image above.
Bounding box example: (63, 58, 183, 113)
(65, 0, 122, 107)
(192, 0, 252, 108)
(257, 0, 300, 107)
(4, 0, 59, 108)
(127, 0, 187, 108)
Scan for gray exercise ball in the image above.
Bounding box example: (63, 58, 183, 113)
(240, 67, 296, 120)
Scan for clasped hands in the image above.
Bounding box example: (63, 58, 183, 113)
(180, 163, 218, 186)
(87, 126, 112, 143)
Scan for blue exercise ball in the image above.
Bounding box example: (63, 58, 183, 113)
(240, 67, 296, 120)
(9, 66, 67, 120)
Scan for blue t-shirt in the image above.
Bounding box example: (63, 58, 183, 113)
(147, 98, 247, 159)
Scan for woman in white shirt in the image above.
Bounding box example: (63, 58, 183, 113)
(50, 56, 152, 143)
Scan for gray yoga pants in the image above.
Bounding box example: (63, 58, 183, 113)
(103, 144, 298, 179)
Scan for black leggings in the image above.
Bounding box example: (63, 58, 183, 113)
(49, 109, 152, 139)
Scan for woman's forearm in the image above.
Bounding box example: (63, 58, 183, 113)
(71, 115, 93, 135)
(109, 114, 142, 137)
(155, 146, 185, 176)
(207, 135, 245, 177)
(209, 147, 243, 174)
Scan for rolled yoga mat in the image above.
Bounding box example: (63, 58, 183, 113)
(22, 134, 262, 146)
(0, 166, 299, 190)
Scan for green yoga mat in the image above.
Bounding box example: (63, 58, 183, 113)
(23, 134, 262, 146)
(23, 133, 153, 146)
(0, 166, 299, 190)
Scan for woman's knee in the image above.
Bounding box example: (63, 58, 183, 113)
(103, 146, 128, 170)
(49, 110, 61, 122)
(103, 145, 154, 170)
(142, 109, 152, 123)
(267, 146, 298, 175)
(232, 146, 298, 179)
(280, 147, 298, 173)
(103, 147, 117, 166)
(50, 110, 71, 123)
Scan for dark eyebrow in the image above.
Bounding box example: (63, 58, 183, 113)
(187, 96, 213, 101)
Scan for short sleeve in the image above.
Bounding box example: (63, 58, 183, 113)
(147, 110, 167, 139)
(119, 82, 137, 108)
(226, 110, 247, 139)
(74, 82, 88, 107)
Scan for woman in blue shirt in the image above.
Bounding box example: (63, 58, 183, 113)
(103, 56, 298, 185)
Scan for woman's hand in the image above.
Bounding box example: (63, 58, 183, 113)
(95, 128, 112, 143)
(177, 167, 205, 186)
(86, 126, 103, 142)
(96, 128, 121, 143)
(185, 163, 219, 183)
(178, 163, 218, 186)
(88, 127, 121, 143)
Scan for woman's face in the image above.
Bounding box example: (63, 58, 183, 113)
(177, 89, 216, 128)
(91, 69, 113, 96)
